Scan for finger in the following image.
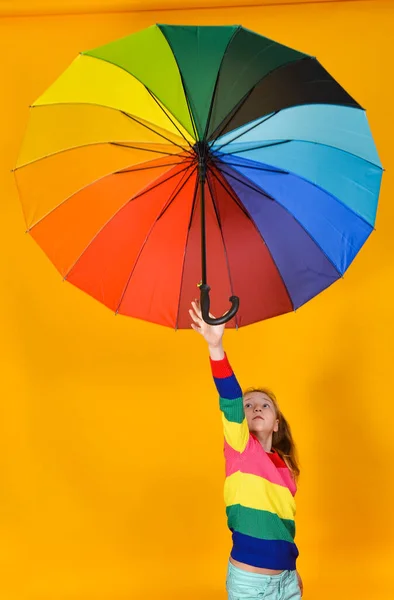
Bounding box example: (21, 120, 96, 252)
(192, 299, 202, 317)
(191, 323, 202, 334)
(195, 299, 217, 321)
(191, 301, 202, 320)
(189, 306, 201, 322)
(189, 308, 202, 326)
(194, 299, 215, 321)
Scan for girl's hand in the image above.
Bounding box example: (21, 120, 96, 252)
(189, 300, 225, 353)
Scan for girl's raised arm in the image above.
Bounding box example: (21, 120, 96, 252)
(190, 301, 249, 453)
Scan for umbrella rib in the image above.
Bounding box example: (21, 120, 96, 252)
(208, 58, 296, 144)
(119, 110, 194, 156)
(110, 142, 186, 157)
(217, 161, 343, 278)
(209, 55, 361, 143)
(203, 26, 241, 141)
(27, 156, 194, 233)
(206, 170, 239, 329)
(63, 163, 195, 283)
(182, 80, 199, 142)
(174, 173, 200, 331)
(213, 111, 278, 153)
(145, 88, 195, 150)
(15, 140, 186, 172)
(209, 162, 254, 220)
(76, 52, 195, 150)
(209, 164, 294, 311)
(217, 159, 288, 175)
(222, 161, 375, 248)
(223, 140, 291, 156)
(219, 154, 379, 229)
(223, 138, 382, 169)
(129, 160, 194, 203)
(215, 166, 278, 202)
(154, 31, 199, 142)
(209, 87, 255, 143)
(16, 102, 192, 170)
(116, 160, 192, 174)
(115, 165, 198, 315)
(206, 50, 279, 144)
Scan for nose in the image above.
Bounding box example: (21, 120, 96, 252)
(254, 406, 262, 413)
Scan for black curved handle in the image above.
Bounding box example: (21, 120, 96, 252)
(199, 283, 240, 326)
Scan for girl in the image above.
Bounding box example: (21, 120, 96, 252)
(190, 301, 303, 600)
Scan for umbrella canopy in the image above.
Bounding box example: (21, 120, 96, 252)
(15, 24, 383, 328)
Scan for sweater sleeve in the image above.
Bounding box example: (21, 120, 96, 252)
(210, 354, 249, 453)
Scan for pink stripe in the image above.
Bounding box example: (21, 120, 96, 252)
(224, 437, 297, 496)
(277, 468, 297, 497)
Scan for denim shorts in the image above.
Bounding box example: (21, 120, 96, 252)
(226, 561, 301, 600)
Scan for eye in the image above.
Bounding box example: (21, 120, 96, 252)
(263, 403, 271, 408)
(244, 403, 252, 409)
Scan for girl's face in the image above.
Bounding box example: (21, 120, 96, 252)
(243, 391, 279, 436)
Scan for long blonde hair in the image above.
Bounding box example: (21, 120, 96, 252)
(243, 387, 300, 482)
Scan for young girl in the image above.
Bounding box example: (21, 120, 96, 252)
(190, 301, 303, 600)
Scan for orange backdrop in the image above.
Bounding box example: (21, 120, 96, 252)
(1, 1, 393, 599)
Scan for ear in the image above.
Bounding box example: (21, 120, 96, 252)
(274, 419, 279, 433)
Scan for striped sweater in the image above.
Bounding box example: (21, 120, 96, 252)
(211, 353, 299, 571)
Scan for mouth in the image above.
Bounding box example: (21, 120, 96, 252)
(253, 416, 264, 421)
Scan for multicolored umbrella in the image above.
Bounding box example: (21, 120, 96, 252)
(15, 24, 383, 328)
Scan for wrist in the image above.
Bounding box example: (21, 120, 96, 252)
(208, 343, 225, 361)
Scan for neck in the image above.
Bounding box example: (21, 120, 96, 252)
(253, 432, 273, 453)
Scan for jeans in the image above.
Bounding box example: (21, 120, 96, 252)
(226, 561, 301, 600)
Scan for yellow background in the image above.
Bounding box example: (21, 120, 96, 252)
(1, 1, 394, 598)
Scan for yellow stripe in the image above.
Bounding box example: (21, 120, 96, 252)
(222, 415, 249, 453)
(224, 471, 296, 521)
(17, 103, 189, 168)
(34, 55, 194, 143)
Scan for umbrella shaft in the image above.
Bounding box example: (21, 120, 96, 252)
(199, 154, 207, 286)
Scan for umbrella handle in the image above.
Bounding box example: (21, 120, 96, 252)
(199, 283, 240, 326)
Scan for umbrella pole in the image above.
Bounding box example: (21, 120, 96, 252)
(197, 143, 240, 326)
(199, 150, 208, 288)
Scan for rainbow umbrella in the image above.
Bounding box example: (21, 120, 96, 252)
(15, 25, 383, 328)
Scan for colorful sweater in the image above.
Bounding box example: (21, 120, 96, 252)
(211, 354, 299, 571)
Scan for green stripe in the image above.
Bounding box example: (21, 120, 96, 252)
(83, 25, 194, 137)
(227, 504, 295, 543)
(159, 24, 239, 139)
(220, 396, 244, 423)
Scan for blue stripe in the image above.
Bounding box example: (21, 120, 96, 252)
(215, 141, 382, 226)
(218, 166, 340, 309)
(214, 374, 242, 400)
(213, 104, 382, 166)
(231, 530, 299, 571)
(218, 155, 373, 274)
